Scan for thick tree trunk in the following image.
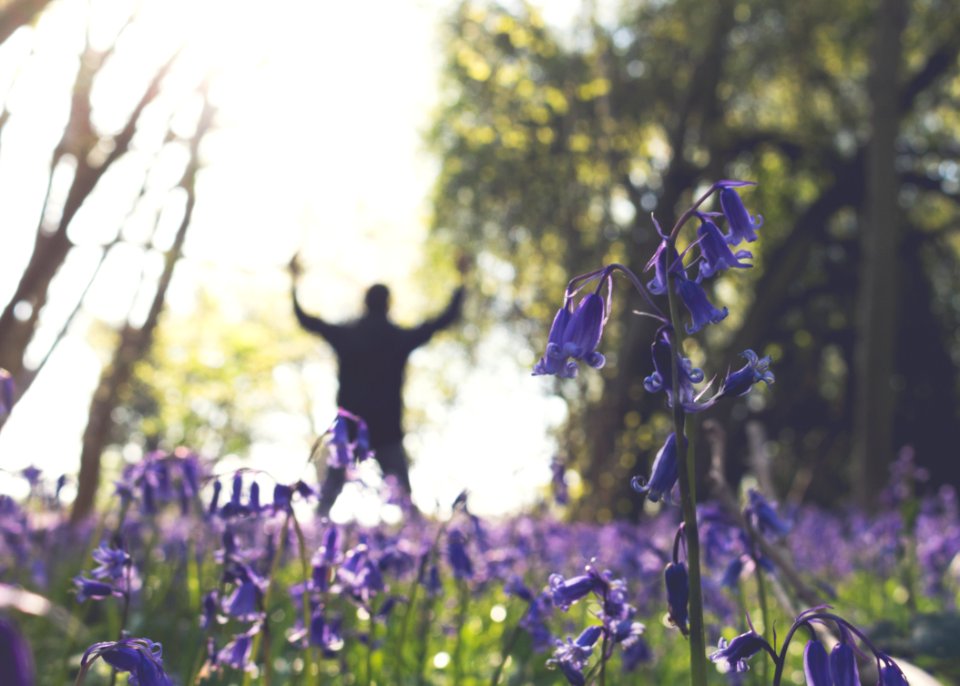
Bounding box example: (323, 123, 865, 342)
(851, 0, 908, 509)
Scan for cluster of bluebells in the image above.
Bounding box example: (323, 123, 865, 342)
(545, 561, 649, 685)
(709, 607, 911, 686)
(533, 181, 774, 510)
(114, 448, 204, 517)
(73, 539, 136, 603)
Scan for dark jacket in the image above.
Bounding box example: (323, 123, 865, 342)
(293, 287, 464, 448)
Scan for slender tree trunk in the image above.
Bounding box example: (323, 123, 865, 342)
(851, 0, 908, 509)
(70, 96, 214, 524)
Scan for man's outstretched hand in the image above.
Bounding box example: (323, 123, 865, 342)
(288, 252, 303, 281)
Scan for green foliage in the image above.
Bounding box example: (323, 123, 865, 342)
(427, 0, 960, 512)
(120, 288, 321, 456)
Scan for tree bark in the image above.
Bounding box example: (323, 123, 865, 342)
(851, 0, 908, 509)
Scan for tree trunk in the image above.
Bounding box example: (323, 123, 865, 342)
(70, 95, 214, 524)
(851, 0, 908, 509)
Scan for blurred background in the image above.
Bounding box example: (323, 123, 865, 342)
(0, 0, 958, 523)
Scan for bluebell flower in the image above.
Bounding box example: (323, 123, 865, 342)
(830, 642, 860, 686)
(548, 572, 601, 611)
(803, 640, 832, 686)
(207, 479, 222, 517)
(533, 292, 608, 378)
(550, 456, 569, 505)
(91, 542, 131, 583)
(645, 241, 683, 295)
(664, 561, 689, 634)
(328, 414, 353, 468)
(696, 216, 752, 279)
(446, 529, 474, 580)
(548, 625, 603, 686)
(643, 328, 713, 412)
(80, 637, 172, 686)
(533, 304, 577, 378)
(721, 555, 746, 588)
(74, 576, 115, 602)
(632, 432, 680, 503)
(878, 660, 909, 686)
(716, 349, 774, 400)
(218, 630, 255, 671)
(709, 629, 769, 673)
(0, 618, 34, 686)
(223, 566, 265, 621)
(719, 185, 763, 245)
(676, 276, 728, 334)
(746, 489, 791, 538)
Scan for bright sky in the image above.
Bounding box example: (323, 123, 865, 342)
(0, 0, 576, 520)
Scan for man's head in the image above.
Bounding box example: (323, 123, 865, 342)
(364, 284, 390, 316)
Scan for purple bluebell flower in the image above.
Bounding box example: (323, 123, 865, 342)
(91, 542, 131, 583)
(645, 241, 682, 295)
(830, 642, 860, 686)
(696, 215, 752, 279)
(716, 349, 774, 400)
(74, 576, 116, 602)
(746, 489, 791, 538)
(643, 328, 713, 412)
(664, 561, 689, 634)
(676, 276, 728, 334)
(207, 479, 222, 517)
(803, 640, 832, 686)
(446, 529, 474, 580)
(533, 304, 577, 378)
(878, 661, 909, 686)
(337, 543, 384, 603)
(710, 629, 768, 673)
(719, 184, 763, 245)
(533, 291, 608, 378)
(328, 413, 353, 468)
(548, 625, 603, 686)
(21, 466, 41, 488)
(632, 432, 680, 503)
(223, 566, 265, 621)
(200, 590, 222, 630)
(80, 637, 172, 686)
(0, 618, 34, 686)
(548, 572, 601, 611)
(218, 630, 255, 671)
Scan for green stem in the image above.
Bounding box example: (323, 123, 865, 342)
(453, 578, 469, 685)
(242, 513, 291, 686)
(366, 614, 375, 686)
(291, 514, 318, 684)
(490, 614, 524, 686)
(664, 239, 709, 686)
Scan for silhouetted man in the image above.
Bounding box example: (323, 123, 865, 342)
(290, 256, 466, 514)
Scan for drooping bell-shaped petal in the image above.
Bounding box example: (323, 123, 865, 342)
(632, 432, 680, 503)
(0, 618, 34, 686)
(664, 561, 689, 634)
(643, 328, 712, 411)
(218, 632, 254, 671)
(548, 573, 601, 611)
(82, 638, 172, 686)
(877, 658, 909, 686)
(716, 349, 775, 400)
(327, 415, 353, 468)
(645, 241, 683, 295)
(803, 640, 833, 686)
(676, 277, 728, 334)
(74, 576, 115, 602)
(720, 186, 763, 245)
(830, 643, 860, 686)
(746, 489, 792, 538)
(533, 304, 578, 378)
(446, 529, 474, 580)
(561, 293, 607, 369)
(709, 629, 768, 673)
(697, 217, 752, 279)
